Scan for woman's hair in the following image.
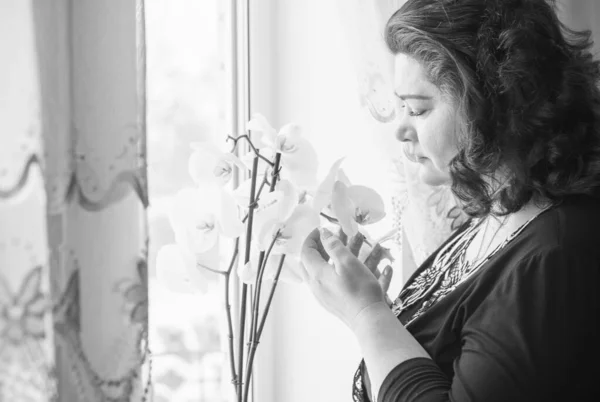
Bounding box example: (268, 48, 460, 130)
(385, 0, 600, 216)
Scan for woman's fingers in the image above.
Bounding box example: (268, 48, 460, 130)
(364, 243, 384, 278)
(318, 228, 365, 276)
(304, 228, 329, 260)
(378, 265, 393, 292)
(379, 266, 393, 307)
(300, 229, 331, 277)
(338, 228, 348, 246)
(348, 232, 365, 257)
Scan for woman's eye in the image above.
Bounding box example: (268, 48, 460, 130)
(400, 103, 426, 117)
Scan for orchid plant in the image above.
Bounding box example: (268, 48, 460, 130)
(156, 114, 392, 402)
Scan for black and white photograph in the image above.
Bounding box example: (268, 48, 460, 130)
(1, 1, 598, 401)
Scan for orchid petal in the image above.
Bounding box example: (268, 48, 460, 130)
(312, 157, 345, 212)
(221, 152, 246, 169)
(241, 149, 273, 173)
(331, 181, 358, 237)
(297, 189, 310, 205)
(232, 177, 253, 209)
(156, 244, 202, 294)
(238, 262, 257, 285)
(257, 218, 281, 252)
(247, 113, 275, 134)
(196, 243, 221, 273)
(217, 190, 244, 238)
(253, 184, 299, 251)
(280, 138, 318, 174)
(275, 179, 299, 222)
(168, 188, 196, 230)
(275, 123, 303, 153)
(276, 204, 320, 255)
(255, 190, 286, 222)
(174, 218, 217, 254)
(337, 168, 352, 187)
(188, 148, 219, 186)
(282, 162, 319, 190)
(169, 188, 220, 253)
(346, 185, 386, 225)
(248, 113, 277, 148)
(189, 146, 246, 187)
(218, 153, 247, 184)
(253, 190, 285, 251)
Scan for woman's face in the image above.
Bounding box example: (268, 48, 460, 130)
(393, 54, 461, 186)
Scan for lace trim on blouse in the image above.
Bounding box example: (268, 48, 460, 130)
(391, 208, 549, 326)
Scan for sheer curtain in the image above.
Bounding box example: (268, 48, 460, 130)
(334, 0, 467, 285)
(0, 1, 54, 398)
(335, 0, 600, 282)
(1, 1, 149, 401)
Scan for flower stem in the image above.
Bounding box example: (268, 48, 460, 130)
(199, 264, 227, 275)
(224, 239, 240, 387)
(250, 153, 282, 336)
(241, 173, 271, 224)
(242, 230, 280, 401)
(227, 134, 274, 167)
(242, 152, 282, 402)
(244, 256, 287, 402)
(257, 254, 286, 338)
(237, 155, 261, 400)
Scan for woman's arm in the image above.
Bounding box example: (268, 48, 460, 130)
(300, 228, 434, 400)
(352, 301, 431, 401)
(302, 228, 595, 401)
(370, 246, 596, 402)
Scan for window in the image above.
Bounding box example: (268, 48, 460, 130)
(146, 0, 236, 400)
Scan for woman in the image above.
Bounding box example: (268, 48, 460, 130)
(300, 0, 599, 400)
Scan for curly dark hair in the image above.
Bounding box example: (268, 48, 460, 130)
(385, 0, 600, 216)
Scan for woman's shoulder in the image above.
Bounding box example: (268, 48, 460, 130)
(475, 194, 600, 288)
(520, 194, 600, 253)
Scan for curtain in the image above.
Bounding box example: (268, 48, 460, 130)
(335, 0, 600, 282)
(335, 0, 468, 284)
(0, 1, 55, 399)
(1, 1, 149, 401)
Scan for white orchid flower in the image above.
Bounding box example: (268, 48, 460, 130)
(155, 244, 204, 294)
(311, 158, 385, 237)
(251, 179, 319, 256)
(331, 181, 386, 237)
(246, 113, 277, 149)
(188, 141, 246, 186)
(257, 203, 320, 256)
(231, 173, 271, 211)
(240, 148, 274, 173)
(247, 114, 319, 189)
(311, 157, 350, 212)
(169, 187, 244, 254)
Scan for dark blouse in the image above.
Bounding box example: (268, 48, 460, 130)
(357, 194, 599, 402)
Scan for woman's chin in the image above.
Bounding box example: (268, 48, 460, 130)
(418, 160, 451, 187)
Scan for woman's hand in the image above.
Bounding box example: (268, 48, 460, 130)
(300, 227, 393, 329)
(345, 230, 394, 305)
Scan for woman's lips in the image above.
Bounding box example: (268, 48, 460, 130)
(403, 148, 426, 163)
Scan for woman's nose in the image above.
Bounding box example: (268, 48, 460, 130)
(395, 121, 417, 143)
